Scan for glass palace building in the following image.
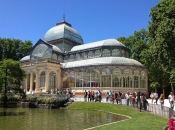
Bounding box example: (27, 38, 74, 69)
(20, 20, 148, 95)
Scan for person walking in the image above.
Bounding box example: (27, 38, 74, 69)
(159, 94, 164, 110)
(168, 92, 174, 109)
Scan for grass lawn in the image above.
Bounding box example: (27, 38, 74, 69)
(66, 102, 168, 130)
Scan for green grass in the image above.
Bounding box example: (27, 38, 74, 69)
(66, 102, 168, 130)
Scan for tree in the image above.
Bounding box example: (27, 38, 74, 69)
(0, 38, 33, 61)
(117, 29, 148, 62)
(0, 59, 26, 108)
(148, 0, 175, 93)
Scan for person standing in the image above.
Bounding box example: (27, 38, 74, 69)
(72, 91, 76, 100)
(132, 93, 136, 108)
(159, 94, 164, 110)
(106, 92, 109, 102)
(168, 92, 174, 109)
(154, 92, 158, 104)
(87, 91, 91, 102)
(84, 90, 87, 102)
(150, 91, 154, 104)
(125, 92, 130, 106)
(115, 92, 119, 104)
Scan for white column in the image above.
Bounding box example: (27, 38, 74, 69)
(45, 70, 49, 91)
(35, 70, 39, 92)
(74, 72, 76, 88)
(30, 72, 34, 92)
(25, 73, 30, 92)
(111, 74, 112, 90)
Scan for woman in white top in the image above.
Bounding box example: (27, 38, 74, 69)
(150, 92, 154, 104)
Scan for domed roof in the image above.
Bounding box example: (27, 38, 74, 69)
(44, 20, 84, 44)
(20, 55, 30, 62)
(62, 57, 144, 68)
(71, 39, 126, 51)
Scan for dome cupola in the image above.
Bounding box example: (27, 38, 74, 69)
(44, 20, 84, 45)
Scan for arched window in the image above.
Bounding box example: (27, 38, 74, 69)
(134, 70, 139, 75)
(49, 72, 56, 89)
(95, 50, 101, 57)
(102, 49, 110, 57)
(113, 77, 120, 87)
(76, 71, 83, 87)
(31, 43, 51, 59)
(82, 52, 87, 59)
(64, 55, 68, 60)
(126, 52, 129, 57)
(40, 71, 46, 87)
(134, 76, 139, 88)
(102, 68, 111, 87)
(52, 53, 57, 60)
(58, 55, 63, 62)
(83, 71, 90, 87)
(75, 53, 81, 60)
(88, 51, 94, 58)
(91, 70, 100, 87)
(112, 68, 121, 87)
(69, 54, 74, 60)
(140, 71, 146, 88)
(123, 69, 132, 74)
(113, 68, 121, 75)
(121, 50, 125, 57)
(123, 76, 132, 88)
(102, 68, 111, 75)
(112, 49, 120, 56)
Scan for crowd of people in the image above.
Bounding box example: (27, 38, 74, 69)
(70, 89, 175, 112)
(84, 90, 102, 102)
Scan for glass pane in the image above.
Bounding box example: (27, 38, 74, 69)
(95, 50, 101, 57)
(31, 43, 51, 59)
(123, 69, 132, 74)
(134, 70, 139, 75)
(82, 52, 87, 59)
(52, 53, 57, 60)
(75, 53, 81, 60)
(113, 68, 121, 75)
(112, 49, 120, 56)
(102, 49, 110, 57)
(102, 68, 111, 75)
(69, 54, 74, 60)
(88, 51, 94, 58)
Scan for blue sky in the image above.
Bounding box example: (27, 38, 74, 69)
(0, 0, 160, 45)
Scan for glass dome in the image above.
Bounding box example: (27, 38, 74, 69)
(44, 20, 84, 44)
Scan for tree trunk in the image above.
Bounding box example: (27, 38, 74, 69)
(162, 86, 165, 98)
(171, 82, 174, 94)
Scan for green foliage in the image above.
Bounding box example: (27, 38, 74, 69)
(24, 95, 56, 104)
(148, 0, 175, 92)
(118, 29, 148, 62)
(0, 38, 32, 61)
(0, 94, 4, 101)
(0, 59, 26, 106)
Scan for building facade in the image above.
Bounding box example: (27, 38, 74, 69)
(20, 20, 148, 95)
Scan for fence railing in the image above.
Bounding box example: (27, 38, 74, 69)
(147, 103, 174, 118)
